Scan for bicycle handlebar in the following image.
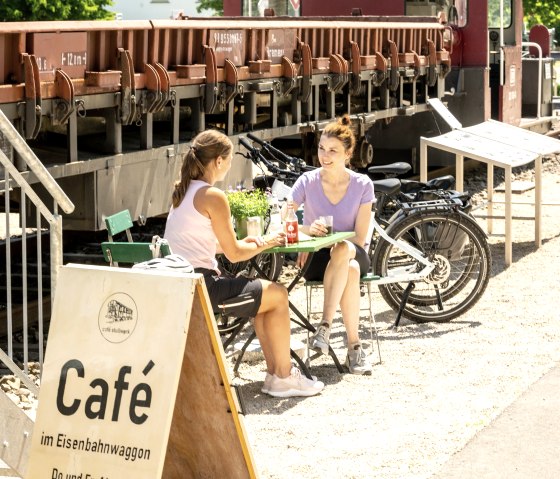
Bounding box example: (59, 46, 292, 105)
(246, 132, 311, 173)
(246, 132, 265, 146)
(239, 136, 301, 183)
(238, 136, 255, 153)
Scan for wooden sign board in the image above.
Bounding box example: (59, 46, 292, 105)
(26, 264, 256, 479)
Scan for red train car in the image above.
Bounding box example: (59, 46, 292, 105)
(0, 0, 554, 231)
(224, 0, 537, 128)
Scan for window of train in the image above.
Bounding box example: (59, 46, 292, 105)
(243, 0, 301, 16)
(405, 1, 467, 27)
(488, 0, 512, 28)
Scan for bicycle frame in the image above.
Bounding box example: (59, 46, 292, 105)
(368, 215, 435, 285)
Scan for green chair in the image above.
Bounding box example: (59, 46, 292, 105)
(305, 272, 383, 367)
(105, 209, 134, 243)
(101, 210, 171, 266)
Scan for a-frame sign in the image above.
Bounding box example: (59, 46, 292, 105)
(26, 264, 257, 478)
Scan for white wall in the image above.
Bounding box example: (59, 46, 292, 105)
(109, 0, 213, 20)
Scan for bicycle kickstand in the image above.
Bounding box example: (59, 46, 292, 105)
(393, 282, 415, 329)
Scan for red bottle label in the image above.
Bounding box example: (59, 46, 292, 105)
(286, 220, 299, 244)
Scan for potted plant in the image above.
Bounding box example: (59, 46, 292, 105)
(227, 188, 270, 238)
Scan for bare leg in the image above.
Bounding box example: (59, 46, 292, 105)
(321, 241, 356, 325)
(339, 260, 362, 345)
(253, 280, 292, 378)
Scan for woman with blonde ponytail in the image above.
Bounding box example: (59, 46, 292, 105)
(165, 130, 324, 398)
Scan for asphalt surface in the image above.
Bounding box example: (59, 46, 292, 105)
(431, 362, 560, 479)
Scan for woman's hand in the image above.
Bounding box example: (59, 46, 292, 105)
(309, 219, 328, 237)
(296, 252, 309, 269)
(243, 235, 266, 247)
(244, 231, 287, 248)
(263, 231, 287, 247)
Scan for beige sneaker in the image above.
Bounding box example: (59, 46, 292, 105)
(262, 366, 317, 394)
(309, 323, 331, 356)
(261, 372, 273, 394)
(345, 344, 372, 375)
(267, 367, 324, 398)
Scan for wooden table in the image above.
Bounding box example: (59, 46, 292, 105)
(420, 120, 560, 266)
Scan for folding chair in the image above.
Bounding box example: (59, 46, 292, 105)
(101, 210, 172, 266)
(305, 272, 383, 367)
(105, 209, 134, 243)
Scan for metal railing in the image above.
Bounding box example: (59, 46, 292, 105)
(0, 109, 74, 386)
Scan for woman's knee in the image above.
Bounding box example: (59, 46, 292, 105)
(330, 241, 354, 263)
(260, 281, 289, 308)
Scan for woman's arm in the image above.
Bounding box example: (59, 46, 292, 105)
(198, 186, 284, 263)
(352, 202, 373, 248)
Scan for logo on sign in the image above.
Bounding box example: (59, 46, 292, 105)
(290, 0, 301, 10)
(98, 293, 138, 343)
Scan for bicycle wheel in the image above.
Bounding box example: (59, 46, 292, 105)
(248, 252, 284, 281)
(372, 209, 491, 323)
(217, 252, 284, 282)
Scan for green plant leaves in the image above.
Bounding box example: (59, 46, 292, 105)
(226, 189, 269, 219)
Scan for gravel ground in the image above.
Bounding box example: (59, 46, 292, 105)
(230, 155, 560, 479)
(2, 156, 560, 478)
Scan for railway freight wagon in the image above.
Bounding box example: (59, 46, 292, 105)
(0, 0, 554, 233)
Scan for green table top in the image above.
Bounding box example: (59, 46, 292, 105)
(265, 231, 355, 253)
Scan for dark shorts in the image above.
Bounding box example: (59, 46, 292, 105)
(303, 243, 370, 281)
(195, 268, 263, 318)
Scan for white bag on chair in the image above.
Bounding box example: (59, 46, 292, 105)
(132, 254, 194, 273)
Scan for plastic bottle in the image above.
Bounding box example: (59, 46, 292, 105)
(268, 195, 283, 233)
(285, 204, 299, 244)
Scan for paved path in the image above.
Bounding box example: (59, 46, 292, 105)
(432, 362, 560, 479)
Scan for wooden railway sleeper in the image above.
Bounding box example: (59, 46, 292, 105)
(117, 48, 137, 125)
(52, 69, 75, 126)
(22, 53, 42, 139)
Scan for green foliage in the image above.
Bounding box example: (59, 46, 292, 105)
(196, 0, 223, 16)
(523, 0, 560, 31)
(227, 189, 269, 220)
(0, 0, 115, 21)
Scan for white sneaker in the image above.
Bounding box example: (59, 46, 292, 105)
(309, 323, 331, 356)
(267, 367, 325, 398)
(345, 344, 372, 375)
(261, 373, 273, 394)
(262, 367, 317, 394)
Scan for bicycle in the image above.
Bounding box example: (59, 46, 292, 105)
(239, 136, 492, 326)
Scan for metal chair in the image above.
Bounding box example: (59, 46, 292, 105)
(304, 272, 383, 367)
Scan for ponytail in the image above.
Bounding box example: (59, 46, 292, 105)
(172, 130, 232, 208)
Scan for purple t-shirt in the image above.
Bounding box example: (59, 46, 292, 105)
(290, 169, 374, 232)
